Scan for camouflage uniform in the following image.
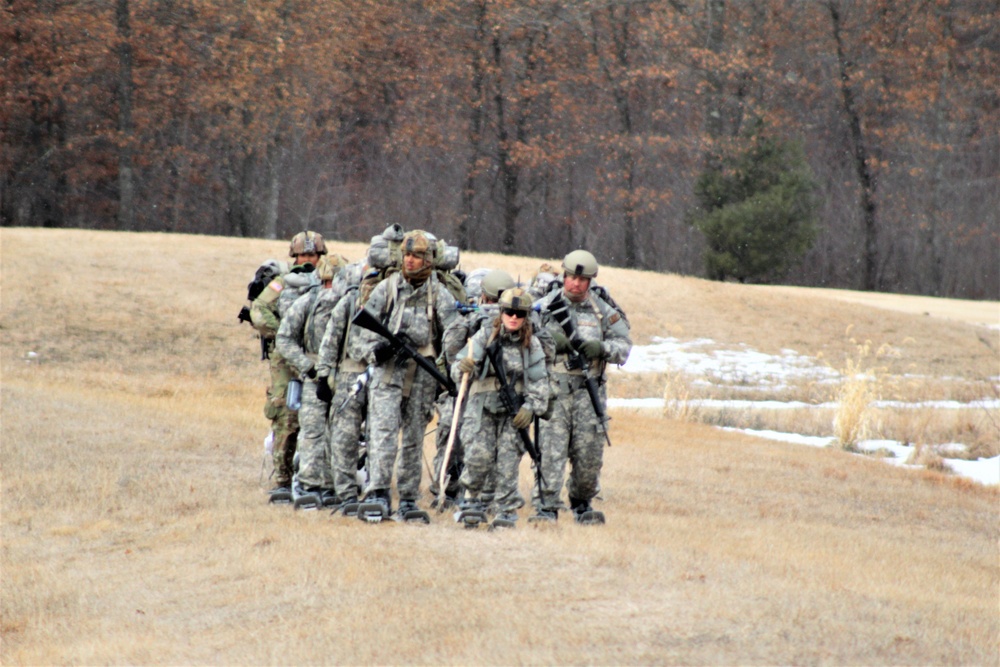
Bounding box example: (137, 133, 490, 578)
(453, 320, 547, 514)
(430, 301, 499, 502)
(315, 285, 369, 504)
(275, 272, 347, 492)
(534, 283, 631, 513)
(251, 266, 319, 485)
(361, 270, 457, 507)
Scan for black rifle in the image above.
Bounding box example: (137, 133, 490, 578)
(351, 308, 458, 397)
(484, 339, 544, 487)
(547, 294, 613, 447)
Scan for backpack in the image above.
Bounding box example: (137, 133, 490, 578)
(238, 259, 288, 324)
(436, 269, 467, 305)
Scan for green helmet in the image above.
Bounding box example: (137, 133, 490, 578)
(561, 249, 598, 278)
(480, 270, 516, 301)
(498, 287, 532, 313)
(289, 230, 328, 257)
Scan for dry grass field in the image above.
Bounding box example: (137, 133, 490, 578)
(2, 227, 998, 665)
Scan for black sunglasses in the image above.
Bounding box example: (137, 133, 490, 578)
(501, 308, 527, 317)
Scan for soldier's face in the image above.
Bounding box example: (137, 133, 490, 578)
(563, 273, 591, 301)
(403, 252, 427, 273)
(295, 253, 319, 267)
(501, 310, 526, 332)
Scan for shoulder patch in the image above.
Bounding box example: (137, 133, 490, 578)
(267, 280, 283, 292)
(609, 313, 621, 325)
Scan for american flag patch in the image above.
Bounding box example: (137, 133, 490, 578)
(268, 280, 283, 292)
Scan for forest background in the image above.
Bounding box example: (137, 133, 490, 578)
(2, 0, 998, 298)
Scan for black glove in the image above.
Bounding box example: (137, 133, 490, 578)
(315, 377, 333, 403)
(373, 342, 397, 365)
(305, 367, 317, 380)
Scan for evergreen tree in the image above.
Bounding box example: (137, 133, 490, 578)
(689, 125, 819, 283)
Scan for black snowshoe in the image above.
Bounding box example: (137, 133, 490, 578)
(356, 492, 391, 524)
(336, 497, 360, 517)
(488, 511, 518, 531)
(571, 499, 605, 525)
(528, 508, 558, 524)
(292, 480, 322, 511)
(454, 500, 489, 529)
(268, 484, 293, 505)
(396, 500, 430, 524)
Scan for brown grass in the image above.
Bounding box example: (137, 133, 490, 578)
(2, 228, 998, 665)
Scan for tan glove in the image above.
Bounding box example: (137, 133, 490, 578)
(512, 406, 533, 430)
(457, 356, 476, 375)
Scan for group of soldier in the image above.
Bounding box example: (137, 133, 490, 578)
(243, 225, 631, 526)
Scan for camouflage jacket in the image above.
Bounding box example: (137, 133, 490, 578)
(534, 285, 632, 377)
(359, 271, 458, 364)
(275, 280, 347, 377)
(315, 287, 369, 380)
(451, 323, 548, 416)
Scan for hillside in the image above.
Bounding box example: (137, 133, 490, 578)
(2, 228, 997, 665)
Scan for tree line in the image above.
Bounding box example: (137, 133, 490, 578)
(2, 0, 997, 298)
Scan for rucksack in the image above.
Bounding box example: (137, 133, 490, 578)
(238, 259, 288, 324)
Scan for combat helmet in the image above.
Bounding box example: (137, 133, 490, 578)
(480, 270, 516, 302)
(463, 268, 491, 302)
(289, 230, 328, 257)
(561, 249, 598, 278)
(315, 255, 339, 282)
(498, 287, 532, 313)
(401, 230, 436, 262)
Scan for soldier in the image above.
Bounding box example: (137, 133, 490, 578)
(431, 269, 516, 508)
(532, 250, 631, 523)
(275, 254, 348, 509)
(250, 230, 326, 501)
(359, 230, 458, 519)
(451, 288, 548, 526)
(314, 262, 370, 514)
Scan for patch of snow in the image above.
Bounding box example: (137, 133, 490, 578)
(608, 338, 1000, 486)
(613, 336, 838, 387)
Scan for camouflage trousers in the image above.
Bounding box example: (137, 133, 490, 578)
(295, 378, 333, 489)
(328, 370, 367, 501)
(429, 393, 464, 499)
(264, 352, 299, 484)
(459, 396, 525, 513)
(535, 377, 607, 510)
(366, 358, 438, 501)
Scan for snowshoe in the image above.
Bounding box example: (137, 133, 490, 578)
(454, 505, 489, 529)
(575, 509, 605, 525)
(571, 500, 605, 525)
(291, 480, 322, 511)
(488, 511, 518, 531)
(320, 489, 340, 508)
(268, 485, 293, 505)
(356, 494, 390, 524)
(336, 497, 360, 517)
(396, 500, 430, 524)
(293, 493, 322, 510)
(528, 508, 558, 524)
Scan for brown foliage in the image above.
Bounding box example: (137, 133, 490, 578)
(2, 0, 997, 296)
